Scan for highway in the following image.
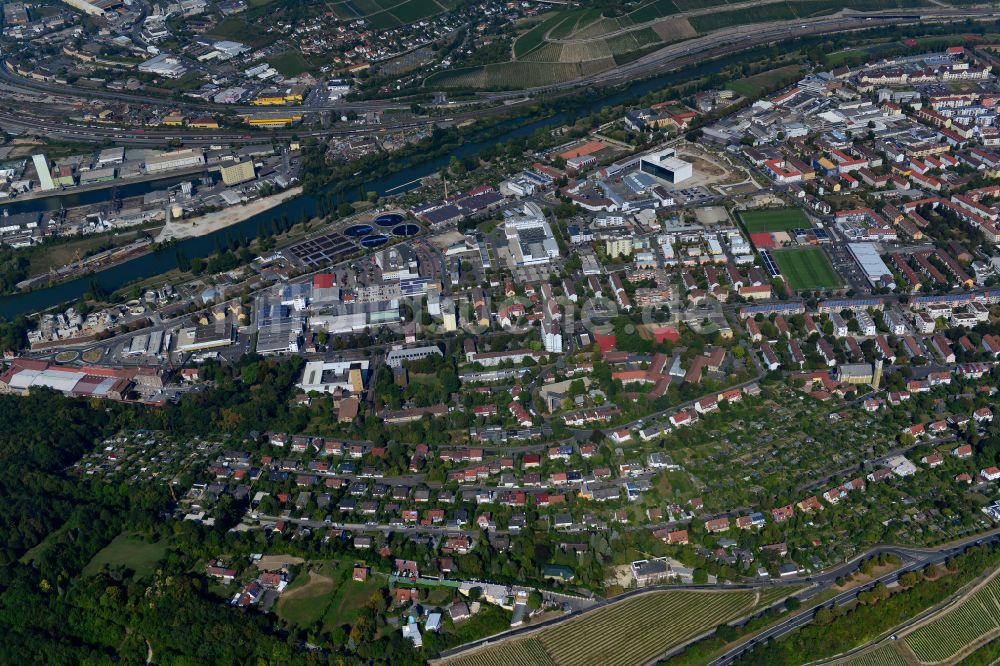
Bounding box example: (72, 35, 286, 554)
(4, 8, 1000, 145)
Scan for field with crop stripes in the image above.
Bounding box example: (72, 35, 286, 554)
(840, 643, 907, 666)
(904, 573, 1000, 663)
(446, 638, 554, 666)
(441, 587, 796, 666)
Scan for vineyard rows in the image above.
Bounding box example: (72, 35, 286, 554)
(904, 574, 1000, 662)
(446, 638, 553, 666)
(841, 644, 907, 666)
(442, 588, 794, 666)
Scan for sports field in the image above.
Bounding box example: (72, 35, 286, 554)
(740, 208, 811, 233)
(773, 248, 840, 290)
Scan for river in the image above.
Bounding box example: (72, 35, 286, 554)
(0, 47, 766, 319)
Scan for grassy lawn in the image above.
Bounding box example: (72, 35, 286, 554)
(773, 247, 841, 290)
(823, 48, 869, 69)
(268, 51, 313, 77)
(209, 18, 277, 47)
(277, 569, 337, 627)
(157, 71, 204, 92)
(83, 532, 168, 579)
(274, 560, 382, 632)
(740, 207, 810, 233)
(726, 64, 804, 97)
(322, 568, 382, 631)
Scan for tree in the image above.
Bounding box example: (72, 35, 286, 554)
(814, 607, 833, 625)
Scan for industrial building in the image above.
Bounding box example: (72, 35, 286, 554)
(849, 243, 896, 289)
(220, 160, 256, 186)
(255, 328, 301, 355)
(0, 359, 161, 400)
(243, 113, 303, 127)
(79, 167, 116, 185)
(138, 53, 187, 78)
(98, 147, 125, 166)
(145, 148, 205, 174)
(503, 202, 560, 266)
(31, 154, 55, 191)
(308, 300, 401, 335)
(176, 324, 233, 352)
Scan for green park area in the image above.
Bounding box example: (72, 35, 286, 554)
(83, 532, 168, 580)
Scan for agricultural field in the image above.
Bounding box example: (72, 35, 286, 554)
(839, 643, 908, 666)
(428, 0, 921, 90)
(740, 207, 810, 233)
(773, 248, 841, 290)
(328, 0, 452, 29)
(447, 637, 555, 666)
(688, 0, 930, 33)
(903, 572, 1000, 663)
(442, 587, 796, 666)
(429, 61, 608, 90)
(83, 531, 168, 580)
(435, 0, 702, 89)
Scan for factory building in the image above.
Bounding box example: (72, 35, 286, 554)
(145, 148, 205, 174)
(220, 160, 256, 186)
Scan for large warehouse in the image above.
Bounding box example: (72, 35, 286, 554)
(848, 242, 896, 289)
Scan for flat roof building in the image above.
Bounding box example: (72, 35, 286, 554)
(838, 363, 874, 384)
(385, 345, 442, 368)
(145, 148, 205, 174)
(220, 160, 255, 186)
(640, 148, 693, 184)
(98, 147, 125, 166)
(31, 154, 55, 191)
(504, 202, 559, 266)
(176, 324, 233, 352)
(298, 359, 369, 394)
(138, 53, 187, 78)
(849, 243, 896, 289)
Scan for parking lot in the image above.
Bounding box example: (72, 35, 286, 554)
(672, 186, 714, 205)
(827, 243, 870, 294)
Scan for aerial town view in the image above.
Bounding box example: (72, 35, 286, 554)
(12, 0, 1000, 664)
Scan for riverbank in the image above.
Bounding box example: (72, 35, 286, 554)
(4, 164, 213, 207)
(155, 186, 304, 242)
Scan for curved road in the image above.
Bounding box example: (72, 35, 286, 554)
(707, 531, 1000, 665)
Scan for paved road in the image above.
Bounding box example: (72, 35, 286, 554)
(706, 531, 1000, 665)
